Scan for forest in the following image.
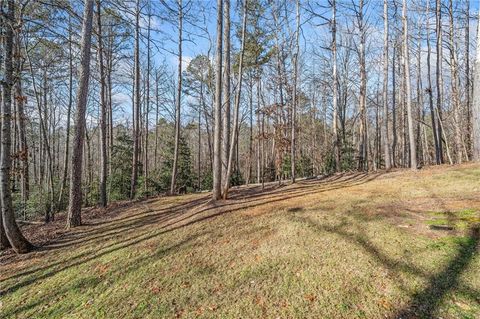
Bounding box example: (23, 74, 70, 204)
(1, 0, 480, 318)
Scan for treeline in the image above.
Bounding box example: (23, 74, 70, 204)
(1, 0, 480, 253)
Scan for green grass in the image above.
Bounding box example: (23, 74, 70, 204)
(1, 164, 480, 318)
(426, 209, 480, 231)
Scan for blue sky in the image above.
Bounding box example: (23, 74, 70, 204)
(112, 0, 479, 125)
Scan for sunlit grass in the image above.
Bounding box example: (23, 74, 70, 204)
(1, 164, 480, 318)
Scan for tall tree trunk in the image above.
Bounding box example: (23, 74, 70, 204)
(198, 101, 201, 190)
(465, 0, 471, 157)
(107, 40, 114, 178)
(448, 0, 463, 163)
(222, 0, 247, 199)
(332, 0, 340, 171)
(154, 70, 160, 170)
(130, 0, 140, 199)
(374, 87, 380, 171)
(472, 6, 480, 160)
(170, 0, 183, 195)
(291, 0, 300, 182)
(247, 75, 253, 185)
(43, 70, 55, 220)
(392, 43, 397, 166)
(402, 0, 417, 170)
(416, 24, 424, 165)
(382, 0, 391, 170)
(435, 0, 444, 163)
(256, 79, 261, 184)
(1, 0, 33, 253)
(212, 0, 223, 200)
(96, 0, 107, 207)
(202, 94, 213, 171)
(357, 0, 367, 171)
(221, 0, 231, 188)
(14, 27, 29, 212)
(144, 11, 151, 193)
(0, 91, 8, 249)
(426, 0, 440, 165)
(399, 19, 406, 166)
(0, 12, 9, 250)
(66, 0, 94, 228)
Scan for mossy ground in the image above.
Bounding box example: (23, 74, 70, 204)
(1, 163, 480, 318)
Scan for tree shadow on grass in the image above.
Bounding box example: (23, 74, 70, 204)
(1, 172, 381, 298)
(32, 173, 378, 256)
(393, 226, 480, 319)
(292, 214, 480, 319)
(1, 231, 207, 318)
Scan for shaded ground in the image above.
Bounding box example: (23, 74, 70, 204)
(1, 164, 480, 318)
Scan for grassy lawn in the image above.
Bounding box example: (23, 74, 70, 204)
(1, 164, 480, 318)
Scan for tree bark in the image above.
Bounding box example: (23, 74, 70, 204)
(1, 0, 33, 253)
(357, 0, 368, 171)
(154, 70, 160, 170)
(212, 0, 223, 200)
(14, 25, 29, 212)
(144, 10, 151, 193)
(130, 0, 140, 199)
(465, 0, 471, 157)
(66, 0, 94, 228)
(198, 100, 201, 190)
(402, 0, 417, 170)
(472, 5, 480, 160)
(96, 0, 108, 207)
(170, 0, 183, 195)
(291, 0, 300, 182)
(426, 0, 440, 165)
(221, 0, 231, 188)
(448, 0, 464, 163)
(435, 0, 444, 163)
(222, 0, 247, 199)
(382, 0, 391, 170)
(332, 0, 341, 171)
(0, 10, 9, 250)
(247, 75, 253, 185)
(392, 43, 397, 166)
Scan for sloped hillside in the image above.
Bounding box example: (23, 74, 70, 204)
(1, 164, 480, 319)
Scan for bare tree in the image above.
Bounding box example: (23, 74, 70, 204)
(130, 0, 141, 199)
(291, 0, 300, 182)
(447, 0, 463, 163)
(1, 0, 33, 253)
(382, 0, 391, 170)
(356, 0, 368, 171)
(465, 0, 471, 157)
(221, 0, 231, 188)
(426, 0, 440, 165)
(472, 5, 480, 161)
(154, 69, 160, 170)
(14, 17, 29, 214)
(402, 0, 417, 170)
(97, 0, 108, 207)
(332, 0, 340, 171)
(170, 0, 183, 195)
(222, 0, 248, 199)
(435, 0, 444, 164)
(66, 0, 95, 228)
(212, 0, 223, 200)
(144, 9, 152, 193)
